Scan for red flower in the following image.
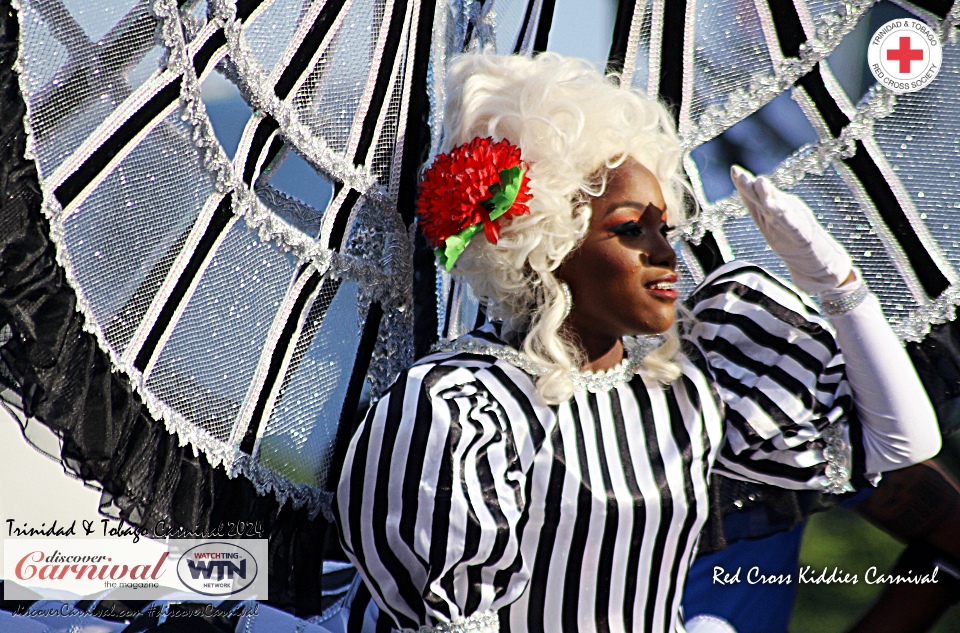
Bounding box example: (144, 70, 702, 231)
(416, 137, 532, 249)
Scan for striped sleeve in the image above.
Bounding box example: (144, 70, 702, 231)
(335, 356, 532, 630)
(683, 261, 860, 492)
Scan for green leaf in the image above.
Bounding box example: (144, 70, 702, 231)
(434, 165, 524, 271)
(488, 165, 524, 221)
(436, 223, 481, 271)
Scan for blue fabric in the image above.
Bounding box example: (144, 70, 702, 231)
(683, 488, 875, 633)
(683, 524, 804, 633)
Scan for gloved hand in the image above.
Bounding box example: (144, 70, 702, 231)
(731, 165, 852, 295)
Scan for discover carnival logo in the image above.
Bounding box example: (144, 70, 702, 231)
(4, 539, 268, 600)
(868, 18, 942, 93)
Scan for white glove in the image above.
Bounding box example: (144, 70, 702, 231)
(826, 285, 941, 476)
(686, 615, 739, 633)
(731, 165, 852, 295)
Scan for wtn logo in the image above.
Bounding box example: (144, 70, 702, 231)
(176, 542, 260, 596)
(186, 558, 247, 580)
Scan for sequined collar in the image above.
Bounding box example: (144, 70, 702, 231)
(432, 328, 659, 393)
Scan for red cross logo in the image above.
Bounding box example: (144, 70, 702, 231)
(886, 36, 924, 73)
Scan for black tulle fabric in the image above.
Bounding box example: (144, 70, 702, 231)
(0, 4, 328, 618)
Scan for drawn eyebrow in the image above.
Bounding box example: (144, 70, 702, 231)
(604, 201, 667, 218)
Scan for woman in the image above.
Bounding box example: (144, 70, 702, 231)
(334, 52, 940, 633)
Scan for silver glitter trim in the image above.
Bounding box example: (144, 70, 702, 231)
(436, 266, 452, 339)
(433, 336, 659, 393)
(683, 0, 877, 149)
(676, 0, 697, 136)
(155, 0, 335, 280)
(399, 610, 499, 633)
(767, 85, 894, 190)
(682, 85, 897, 243)
(180, 2, 206, 40)
(675, 65, 960, 345)
(9, 0, 416, 518)
(895, 285, 960, 342)
(822, 419, 855, 494)
(560, 281, 573, 319)
(474, 3, 497, 50)
(368, 302, 415, 400)
(158, 0, 410, 309)
(426, 0, 449, 159)
(821, 284, 870, 315)
(648, 0, 664, 95)
(350, 203, 415, 400)
(945, 2, 960, 44)
(254, 182, 324, 235)
(619, 0, 645, 86)
(26, 195, 334, 517)
(211, 0, 389, 204)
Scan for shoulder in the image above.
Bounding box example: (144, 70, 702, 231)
(686, 260, 823, 321)
(362, 327, 554, 474)
(403, 324, 540, 398)
(373, 325, 553, 435)
(684, 260, 838, 356)
(669, 344, 727, 421)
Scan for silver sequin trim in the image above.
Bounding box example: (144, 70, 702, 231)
(946, 4, 960, 44)
(433, 336, 658, 393)
(897, 286, 960, 342)
(212, 0, 387, 203)
(400, 610, 499, 633)
(9, 0, 415, 518)
(822, 420, 854, 494)
(682, 85, 897, 244)
(821, 284, 870, 316)
(560, 281, 573, 319)
(684, 0, 876, 149)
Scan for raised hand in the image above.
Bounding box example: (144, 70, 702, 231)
(731, 165, 852, 294)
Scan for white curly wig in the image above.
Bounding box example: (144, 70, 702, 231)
(438, 51, 690, 403)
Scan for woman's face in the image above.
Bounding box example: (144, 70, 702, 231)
(558, 159, 678, 345)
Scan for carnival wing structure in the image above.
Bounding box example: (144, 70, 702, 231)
(2, 0, 959, 618)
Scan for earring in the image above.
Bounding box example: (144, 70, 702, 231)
(560, 281, 573, 319)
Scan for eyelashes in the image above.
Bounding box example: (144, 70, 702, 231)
(609, 220, 670, 237)
(607, 202, 669, 238)
(610, 221, 644, 237)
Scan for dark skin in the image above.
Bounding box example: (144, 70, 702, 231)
(556, 159, 678, 372)
(557, 159, 855, 372)
(847, 459, 960, 633)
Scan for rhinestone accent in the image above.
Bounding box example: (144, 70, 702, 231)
(822, 420, 855, 494)
(399, 610, 499, 633)
(820, 284, 871, 316)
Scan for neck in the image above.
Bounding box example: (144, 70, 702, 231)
(566, 328, 624, 372)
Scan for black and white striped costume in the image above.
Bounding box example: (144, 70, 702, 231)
(685, 262, 861, 492)
(335, 262, 859, 633)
